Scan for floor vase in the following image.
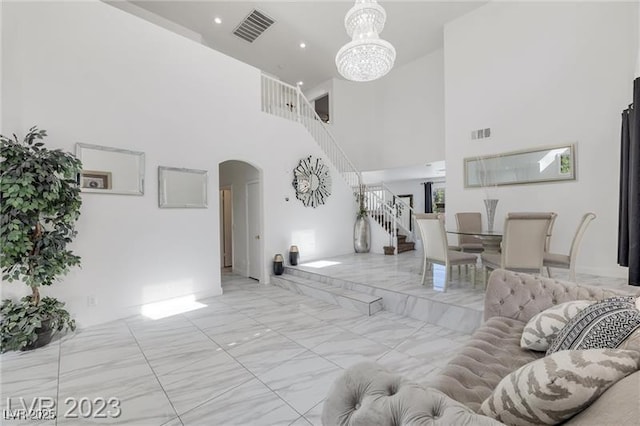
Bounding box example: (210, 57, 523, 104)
(354, 215, 371, 253)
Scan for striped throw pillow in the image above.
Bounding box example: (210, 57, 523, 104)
(520, 300, 593, 351)
(478, 349, 640, 426)
(547, 296, 640, 354)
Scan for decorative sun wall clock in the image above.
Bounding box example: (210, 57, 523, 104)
(292, 156, 332, 208)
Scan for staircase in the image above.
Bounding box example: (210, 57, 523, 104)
(397, 234, 415, 253)
(260, 74, 417, 252)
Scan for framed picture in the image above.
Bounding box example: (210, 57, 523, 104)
(81, 170, 112, 190)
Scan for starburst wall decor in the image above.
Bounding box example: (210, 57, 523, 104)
(292, 156, 332, 208)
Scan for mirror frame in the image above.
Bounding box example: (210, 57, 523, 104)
(158, 166, 208, 209)
(464, 143, 576, 188)
(75, 143, 145, 195)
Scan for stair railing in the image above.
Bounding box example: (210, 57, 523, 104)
(365, 183, 415, 241)
(261, 74, 361, 188)
(364, 188, 397, 247)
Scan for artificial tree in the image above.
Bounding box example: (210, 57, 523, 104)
(0, 127, 82, 352)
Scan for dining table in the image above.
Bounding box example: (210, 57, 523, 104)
(447, 229, 503, 253)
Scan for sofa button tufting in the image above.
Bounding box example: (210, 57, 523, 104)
(354, 403, 361, 410)
(499, 300, 504, 305)
(531, 295, 536, 300)
(519, 306, 524, 310)
(510, 289, 515, 295)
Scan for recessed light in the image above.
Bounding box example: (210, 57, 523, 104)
(214, 17, 222, 24)
(297, 81, 304, 86)
(299, 42, 306, 49)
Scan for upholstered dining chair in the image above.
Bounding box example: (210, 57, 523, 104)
(481, 212, 555, 286)
(543, 212, 596, 282)
(415, 213, 477, 291)
(454, 212, 484, 253)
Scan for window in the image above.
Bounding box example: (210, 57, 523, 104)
(432, 186, 445, 213)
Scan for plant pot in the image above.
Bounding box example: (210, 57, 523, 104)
(383, 246, 396, 255)
(354, 215, 371, 253)
(22, 319, 53, 351)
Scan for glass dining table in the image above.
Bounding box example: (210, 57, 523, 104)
(447, 229, 503, 253)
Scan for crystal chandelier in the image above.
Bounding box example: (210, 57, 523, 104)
(335, 0, 396, 82)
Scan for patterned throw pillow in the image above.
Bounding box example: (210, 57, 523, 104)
(520, 300, 593, 351)
(478, 349, 640, 426)
(547, 296, 640, 355)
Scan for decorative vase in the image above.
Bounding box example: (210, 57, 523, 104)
(354, 215, 371, 253)
(273, 254, 284, 275)
(484, 199, 499, 232)
(289, 246, 299, 266)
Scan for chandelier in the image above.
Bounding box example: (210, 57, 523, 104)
(335, 0, 396, 82)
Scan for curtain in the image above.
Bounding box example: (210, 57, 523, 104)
(618, 78, 640, 286)
(424, 182, 433, 213)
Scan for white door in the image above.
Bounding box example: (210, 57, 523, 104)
(247, 181, 261, 280)
(220, 189, 233, 268)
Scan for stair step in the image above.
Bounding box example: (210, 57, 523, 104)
(397, 234, 407, 243)
(397, 241, 415, 253)
(271, 273, 383, 316)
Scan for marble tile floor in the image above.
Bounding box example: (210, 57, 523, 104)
(291, 251, 631, 300)
(0, 273, 471, 426)
(2, 255, 628, 426)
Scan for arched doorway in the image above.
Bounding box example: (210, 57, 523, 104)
(218, 160, 264, 282)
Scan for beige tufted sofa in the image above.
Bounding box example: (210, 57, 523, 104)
(322, 269, 640, 426)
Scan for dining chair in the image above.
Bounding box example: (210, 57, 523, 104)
(415, 213, 477, 291)
(481, 212, 555, 286)
(455, 212, 484, 253)
(543, 212, 596, 282)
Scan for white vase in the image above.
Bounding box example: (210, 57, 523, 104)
(484, 199, 499, 232)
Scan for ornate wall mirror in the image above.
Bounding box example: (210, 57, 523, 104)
(464, 144, 576, 188)
(75, 143, 145, 195)
(158, 166, 208, 208)
(292, 156, 332, 208)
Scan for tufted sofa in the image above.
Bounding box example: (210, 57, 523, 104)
(322, 269, 640, 426)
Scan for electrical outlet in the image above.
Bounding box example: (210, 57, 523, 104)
(87, 296, 97, 307)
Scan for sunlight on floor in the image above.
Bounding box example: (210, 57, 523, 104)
(141, 295, 207, 320)
(300, 260, 341, 268)
(431, 264, 447, 292)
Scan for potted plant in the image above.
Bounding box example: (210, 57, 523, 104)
(354, 184, 371, 253)
(0, 127, 82, 352)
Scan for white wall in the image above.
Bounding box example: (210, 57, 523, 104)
(1, 1, 355, 327)
(444, 1, 637, 278)
(308, 49, 445, 172)
(377, 50, 445, 170)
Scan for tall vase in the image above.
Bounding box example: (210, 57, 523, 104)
(484, 199, 499, 232)
(354, 215, 371, 253)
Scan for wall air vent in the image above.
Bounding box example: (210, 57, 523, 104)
(232, 9, 275, 43)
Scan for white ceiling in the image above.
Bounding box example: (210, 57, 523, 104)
(124, 1, 485, 89)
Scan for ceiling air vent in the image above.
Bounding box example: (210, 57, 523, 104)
(232, 9, 275, 43)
